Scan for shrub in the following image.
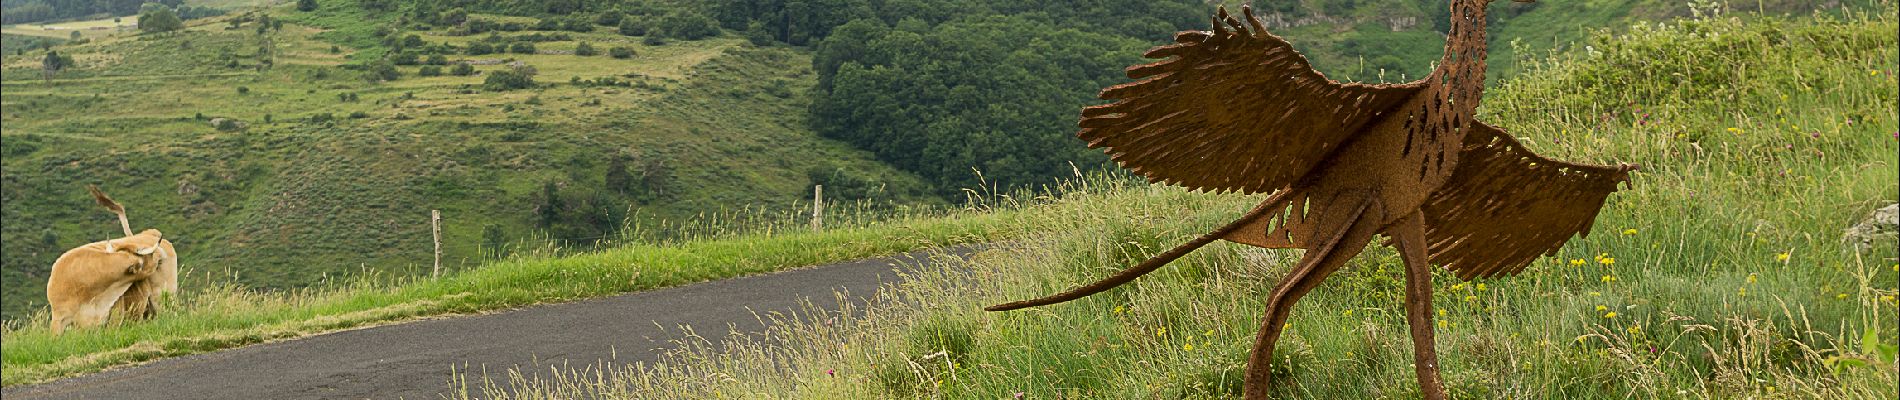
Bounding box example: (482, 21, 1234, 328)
(296, 0, 317, 12)
(595, 12, 623, 26)
(483, 64, 536, 91)
(236, 86, 250, 94)
(426, 54, 448, 65)
(466, 42, 494, 55)
(509, 41, 536, 54)
(139, 6, 184, 33)
(618, 18, 648, 36)
(561, 16, 593, 32)
(367, 60, 399, 81)
(746, 20, 773, 46)
(390, 51, 420, 65)
(534, 19, 559, 31)
(658, 10, 719, 40)
(643, 35, 666, 46)
(574, 41, 597, 56)
(451, 63, 475, 76)
(609, 46, 634, 59)
(419, 65, 443, 76)
(348, 111, 369, 119)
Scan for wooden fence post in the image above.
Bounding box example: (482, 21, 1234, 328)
(431, 209, 442, 278)
(812, 185, 823, 232)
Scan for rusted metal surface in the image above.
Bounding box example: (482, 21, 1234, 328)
(987, 2, 1637, 399)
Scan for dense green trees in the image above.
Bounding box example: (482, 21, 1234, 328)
(657, 10, 720, 40)
(709, 0, 1201, 46)
(138, 5, 185, 33)
(803, 2, 1205, 195)
(3, 0, 180, 25)
(810, 15, 1158, 194)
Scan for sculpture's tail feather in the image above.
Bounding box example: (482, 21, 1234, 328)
(985, 190, 1290, 312)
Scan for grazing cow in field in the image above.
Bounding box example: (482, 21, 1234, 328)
(45, 186, 179, 334)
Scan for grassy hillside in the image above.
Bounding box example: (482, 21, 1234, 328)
(451, 7, 1898, 399)
(0, 2, 931, 319)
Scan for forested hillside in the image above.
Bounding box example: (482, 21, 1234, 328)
(1, 0, 1878, 321)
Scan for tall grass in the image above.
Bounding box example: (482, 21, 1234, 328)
(465, 7, 1898, 399)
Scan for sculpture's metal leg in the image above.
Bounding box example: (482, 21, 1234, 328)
(1391, 211, 1449, 400)
(1243, 193, 1381, 399)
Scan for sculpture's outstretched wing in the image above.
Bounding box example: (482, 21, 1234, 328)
(1420, 121, 1636, 280)
(1080, 6, 1424, 194)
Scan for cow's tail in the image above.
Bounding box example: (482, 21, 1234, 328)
(89, 185, 133, 252)
(88, 185, 132, 237)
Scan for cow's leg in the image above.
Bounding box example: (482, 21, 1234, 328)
(115, 281, 156, 320)
(1390, 210, 1449, 400)
(1242, 192, 1381, 399)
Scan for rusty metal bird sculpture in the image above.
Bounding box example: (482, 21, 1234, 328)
(985, 1, 1639, 398)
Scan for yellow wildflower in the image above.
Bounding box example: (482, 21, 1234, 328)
(1596, 305, 1609, 312)
(1450, 283, 1466, 292)
(1343, 310, 1353, 317)
(1627, 325, 1642, 335)
(1601, 275, 1618, 283)
(1113, 305, 1125, 314)
(1156, 327, 1167, 337)
(1775, 252, 1790, 262)
(1836, 293, 1849, 300)
(1464, 295, 1478, 302)
(1570, 259, 1586, 266)
(1599, 257, 1616, 265)
(1622, 228, 1638, 236)
(1438, 309, 1447, 317)
(1587, 291, 1602, 296)
(1746, 273, 1758, 284)
(1475, 283, 1487, 291)
(1738, 287, 1748, 296)
(1727, 127, 1741, 134)
(1603, 312, 1618, 319)
(1183, 343, 1194, 351)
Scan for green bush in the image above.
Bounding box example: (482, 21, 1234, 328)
(418, 65, 443, 76)
(609, 46, 635, 59)
(465, 42, 493, 55)
(365, 60, 399, 82)
(450, 62, 475, 76)
(509, 41, 536, 54)
(618, 18, 649, 36)
(483, 64, 536, 91)
(574, 41, 597, 56)
(659, 10, 719, 40)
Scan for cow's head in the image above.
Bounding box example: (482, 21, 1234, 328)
(106, 229, 165, 274)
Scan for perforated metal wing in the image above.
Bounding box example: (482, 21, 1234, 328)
(1078, 7, 1423, 194)
(1420, 121, 1635, 280)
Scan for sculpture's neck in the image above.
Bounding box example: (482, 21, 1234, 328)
(1435, 0, 1490, 107)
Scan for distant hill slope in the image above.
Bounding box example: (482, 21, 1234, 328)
(0, 3, 929, 319)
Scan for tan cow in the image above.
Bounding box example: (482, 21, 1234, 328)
(45, 186, 179, 334)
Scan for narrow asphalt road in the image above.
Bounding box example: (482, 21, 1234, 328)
(2, 246, 976, 400)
